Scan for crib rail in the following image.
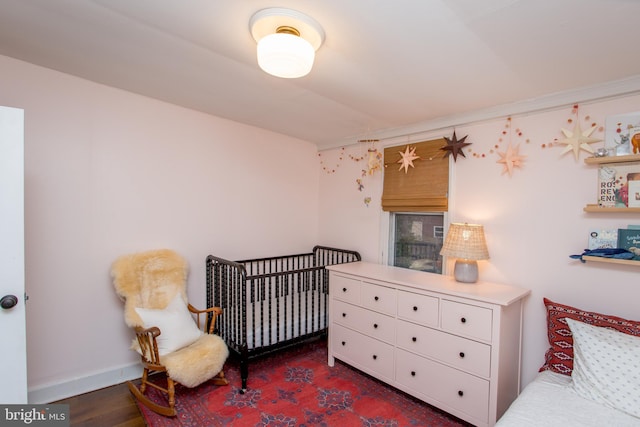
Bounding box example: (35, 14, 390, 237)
(206, 246, 360, 351)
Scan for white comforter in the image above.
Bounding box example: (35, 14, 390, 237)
(496, 371, 640, 426)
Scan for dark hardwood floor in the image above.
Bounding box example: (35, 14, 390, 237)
(54, 381, 146, 427)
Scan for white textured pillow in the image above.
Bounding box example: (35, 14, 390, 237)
(134, 293, 203, 356)
(567, 318, 640, 418)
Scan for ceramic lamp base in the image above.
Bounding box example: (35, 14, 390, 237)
(454, 259, 478, 283)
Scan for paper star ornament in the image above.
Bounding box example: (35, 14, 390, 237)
(441, 131, 471, 161)
(557, 122, 602, 160)
(397, 145, 420, 173)
(497, 143, 526, 176)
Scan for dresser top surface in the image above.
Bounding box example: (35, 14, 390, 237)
(327, 261, 530, 306)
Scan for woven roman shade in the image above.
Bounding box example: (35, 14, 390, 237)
(382, 138, 449, 212)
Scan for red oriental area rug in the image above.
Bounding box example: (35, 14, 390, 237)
(135, 338, 470, 426)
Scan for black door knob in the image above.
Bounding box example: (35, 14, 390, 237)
(1, 294, 18, 309)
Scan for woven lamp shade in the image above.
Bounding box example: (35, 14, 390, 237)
(440, 223, 489, 261)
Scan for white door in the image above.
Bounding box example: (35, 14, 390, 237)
(0, 106, 27, 403)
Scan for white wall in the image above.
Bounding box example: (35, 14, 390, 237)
(1, 55, 320, 402)
(318, 95, 640, 388)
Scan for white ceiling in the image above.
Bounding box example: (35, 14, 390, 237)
(1, 0, 639, 150)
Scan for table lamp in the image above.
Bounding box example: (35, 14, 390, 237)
(440, 223, 489, 283)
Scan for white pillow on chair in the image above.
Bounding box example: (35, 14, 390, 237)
(567, 318, 640, 418)
(134, 293, 203, 356)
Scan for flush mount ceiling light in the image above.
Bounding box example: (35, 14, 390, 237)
(250, 8, 325, 79)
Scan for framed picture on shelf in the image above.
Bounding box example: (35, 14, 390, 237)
(617, 228, 640, 251)
(604, 112, 640, 156)
(628, 176, 640, 208)
(630, 127, 640, 155)
(588, 229, 618, 249)
(597, 162, 640, 207)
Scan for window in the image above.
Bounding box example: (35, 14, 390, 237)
(434, 225, 444, 239)
(390, 212, 444, 273)
(382, 138, 450, 273)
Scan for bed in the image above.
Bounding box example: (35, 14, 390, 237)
(206, 246, 361, 391)
(496, 298, 640, 426)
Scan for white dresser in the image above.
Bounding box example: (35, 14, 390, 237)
(326, 261, 530, 427)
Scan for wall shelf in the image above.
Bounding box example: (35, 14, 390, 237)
(582, 255, 640, 266)
(584, 153, 640, 165)
(581, 154, 640, 268)
(583, 204, 640, 213)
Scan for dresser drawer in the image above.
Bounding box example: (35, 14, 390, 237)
(331, 323, 395, 381)
(332, 299, 395, 343)
(441, 300, 493, 342)
(395, 349, 489, 423)
(397, 290, 439, 327)
(361, 282, 396, 315)
(396, 320, 491, 377)
(330, 274, 361, 304)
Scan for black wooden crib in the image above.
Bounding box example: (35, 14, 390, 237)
(206, 246, 361, 391)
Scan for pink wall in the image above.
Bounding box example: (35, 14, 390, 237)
(1, 55, 320, 401)
(4, 49, 639, 400)
(318, 95, 640, 387)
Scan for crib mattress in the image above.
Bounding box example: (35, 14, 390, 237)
(233, 291, 327, 350)
(496, 370, 640, 426)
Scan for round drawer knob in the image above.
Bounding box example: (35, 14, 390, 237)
(342, 313, 346, 317)
(412, 337, 417, 342)
(341, 341, 346, 346)
(458, 390, 464, 397)
(411, 371, 416, 377)
(413, 306, 418, 311)
(460, 317, 467, 323)
(459, 352, 465, 358)
(372, 355, 377, 360)
(342, 287, 347, 292)
(373, 323, 378, 329)
(374, 296, 379, 301)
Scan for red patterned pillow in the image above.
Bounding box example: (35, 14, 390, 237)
(539, 298, 640, 376)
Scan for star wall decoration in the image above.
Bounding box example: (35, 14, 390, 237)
(397, 145, 420, 173)
(497, 142, 526, 176)
(557, 122, 602, 160)
(441, 131, 471, 161)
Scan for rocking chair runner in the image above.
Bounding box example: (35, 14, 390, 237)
(111, 249, 229, 417)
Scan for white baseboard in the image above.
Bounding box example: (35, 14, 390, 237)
(28, 363, 141, 404)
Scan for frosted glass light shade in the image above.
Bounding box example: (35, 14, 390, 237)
(250, 8, 324, 79)
(257, 33, 315, 78)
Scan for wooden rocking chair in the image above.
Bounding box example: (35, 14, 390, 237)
(111, 249, 229, 416)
